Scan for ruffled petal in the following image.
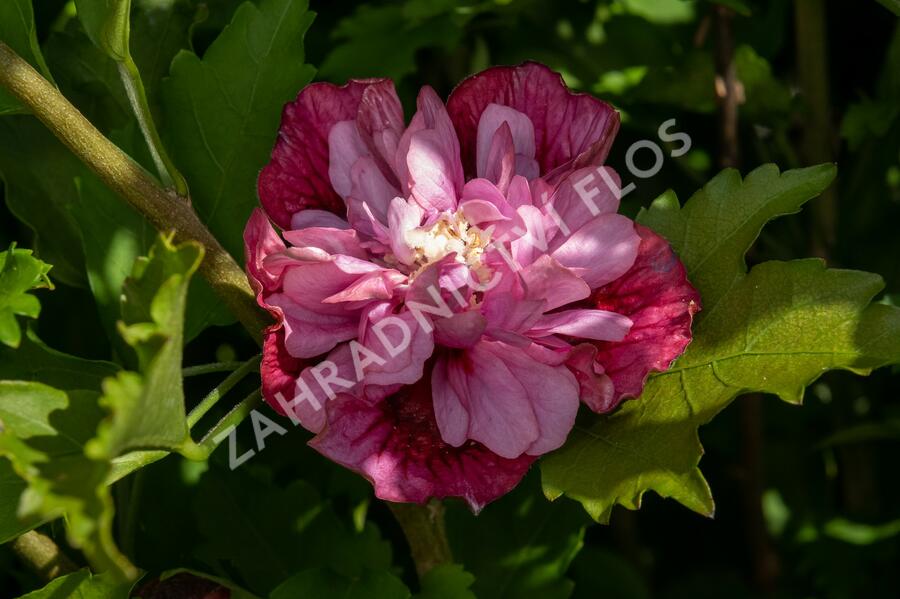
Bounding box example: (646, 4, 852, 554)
(308, 377, 535, 512)
(431, 340, 579, 459)
(588, 224, 700, 409)
(260, 328, 324, 433)
(259, 79, 390, 229)
(447, 62, 619, 180)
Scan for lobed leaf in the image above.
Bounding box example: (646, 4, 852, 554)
(162, 0, 316, 258)
(542, 164, 900, 522)
(88, 235, 201, 458)
(0, 246, 52, 348)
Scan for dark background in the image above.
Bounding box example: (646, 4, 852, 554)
(1, 0, 898, 597)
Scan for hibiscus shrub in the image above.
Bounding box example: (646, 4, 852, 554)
(1, 0, 899, 598)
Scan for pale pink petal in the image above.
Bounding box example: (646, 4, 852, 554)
(434, 310, 487, 348)
(483, 122, 515, 191)
(282, 227, 368, 259)
(359, 303, 434, 389)
(545, 167, 622, 242)
(530, 308, 632, 342)
(387, 197, 424, 265)
(403, 86, 465, 214)
(550, 213, 640, 288)
(476, 104, 536, 179)
(356, 80, 405, 183)
(346, 157, 401, 237)
(267, 292, 359, 359)
(328, 120, 370, 199)
(431, 340, 579, 458)
(519, 255, 591, 310)
(290, 209, 351, 230)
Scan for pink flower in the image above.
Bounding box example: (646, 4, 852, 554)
(246, 63, 700, 511)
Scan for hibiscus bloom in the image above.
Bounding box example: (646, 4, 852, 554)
(245, 62, 699, 511)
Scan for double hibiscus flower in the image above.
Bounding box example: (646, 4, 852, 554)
(245, 62, 699, 510)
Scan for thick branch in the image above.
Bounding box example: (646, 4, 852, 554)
(0, 41, 452, 581)
(11, 531, 78, 581)
(0, 42, 267, 343)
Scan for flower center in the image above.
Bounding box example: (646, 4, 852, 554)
(404, 211, 492, 281)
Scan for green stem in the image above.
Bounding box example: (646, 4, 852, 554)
(187, 354, 261, 427)
(0, 42, 269, 343)
(388, 501, 453, 579)
(107, 450, 169, 485)
(118, 57, 189, 196)
(180, 388, 263, 461)
(183, 361, 247, 377)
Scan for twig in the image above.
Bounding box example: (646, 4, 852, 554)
(0, 42, 268, 344)
(713, 7, 780, 593)
(794, 0, 838, 259)
(713, 5, 740, 168)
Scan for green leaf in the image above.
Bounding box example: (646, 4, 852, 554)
(639, 165, 838, 312)
(446, 473, 586, 599)
(193, 463, 392, 595)
(162, 0, 316, 258)
(16, 568, 129, 598)
(88, 235, 200, 458)
(415, 564, 477, 599)
(0, 0, 54, 114)
(0, 327, 119, 390)
(0, 382, 134, 577)
(73, 0, 132, 61)
(0, 328, 119, 543)
(270, 568, 410, 599)
(0, 459, 37, 544)
(320, 4, 464, 83)
(541, 165, 900, 522)
(0, 246, 52, 348)
(876, 0, 900, 17)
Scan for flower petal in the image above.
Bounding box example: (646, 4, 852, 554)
(530, 308, 632, 342)
(550, 213, 640, 288)
(588, 224, 701, 409)
(432, 341, 579, 458)
(259, 79, 389, 229)
(309, 378, 535, 512)
(447, 62, 619, 179)
(260, 328, 324, 433)
(476, 104, 536, 179)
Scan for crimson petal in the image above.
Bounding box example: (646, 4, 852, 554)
(309, 373, 535, 512)
(447, 62, 619, 180)
(258, 79, 393, 229)
(588, 224, 701, 409)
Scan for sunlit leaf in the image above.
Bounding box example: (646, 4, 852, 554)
(0, 246, 51, 348)
(542, 165, 900, 521)
(162, 0, 315, 258)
